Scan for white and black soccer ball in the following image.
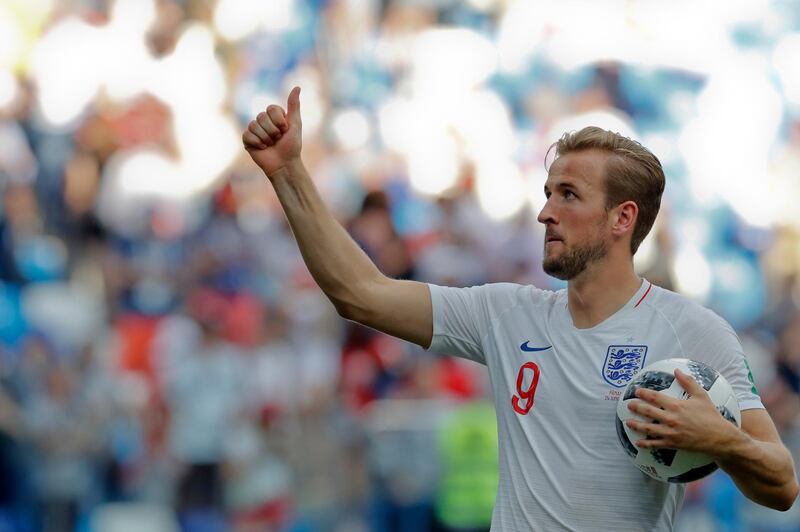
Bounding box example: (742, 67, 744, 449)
(615, 358, 741, 483)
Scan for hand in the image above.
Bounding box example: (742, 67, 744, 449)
(625, 368, 737, 454)
(242, 86, 302, 176)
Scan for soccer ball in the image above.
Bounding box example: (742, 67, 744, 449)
(615, 358, 741, 483)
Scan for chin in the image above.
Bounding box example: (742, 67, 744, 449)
(542, 261, 568, 280)
(543, 254, 589, 281)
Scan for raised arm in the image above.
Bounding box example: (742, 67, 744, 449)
(242, 87, 432, 348)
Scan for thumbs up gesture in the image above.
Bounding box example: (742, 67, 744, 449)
(243, 86, 302, 176)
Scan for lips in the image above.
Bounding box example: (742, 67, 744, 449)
(546, 235, 563, 243)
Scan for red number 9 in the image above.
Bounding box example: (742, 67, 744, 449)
(512, 362, 541, 415)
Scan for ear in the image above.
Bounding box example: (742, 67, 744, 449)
(610, 200, 638, 239)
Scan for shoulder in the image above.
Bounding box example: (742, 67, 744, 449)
(478, 282, 561, 311)
(644, 284, 734, 335)
(430, 282, 560, 314)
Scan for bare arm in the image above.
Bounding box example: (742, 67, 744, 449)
(714, 408, 799, 511)
(242, 88, 432, 348)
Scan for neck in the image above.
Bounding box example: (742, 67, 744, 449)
(566, 256, 643, 329)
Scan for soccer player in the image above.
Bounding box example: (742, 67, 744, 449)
(242, 88, 799, 531)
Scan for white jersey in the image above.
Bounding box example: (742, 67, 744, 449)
(426, 279, 763, 532)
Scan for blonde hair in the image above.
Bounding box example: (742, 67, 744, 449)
(547, 126, 665, 255)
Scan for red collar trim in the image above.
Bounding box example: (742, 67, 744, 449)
(633, 282, 653, 309)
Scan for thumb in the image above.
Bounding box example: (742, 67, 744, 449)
(287, 86, 302, 127)
(675, 368, 705, 397)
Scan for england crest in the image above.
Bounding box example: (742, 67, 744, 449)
(602, 345, 648, 387)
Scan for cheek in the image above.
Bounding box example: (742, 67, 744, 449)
(570, 213, 608, 242)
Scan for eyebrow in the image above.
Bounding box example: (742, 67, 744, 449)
(543, 181, 579, 195)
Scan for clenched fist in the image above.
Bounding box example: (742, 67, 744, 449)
(242, 86, 302, 176)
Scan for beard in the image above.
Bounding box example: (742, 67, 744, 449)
(543, 235, 609, 280)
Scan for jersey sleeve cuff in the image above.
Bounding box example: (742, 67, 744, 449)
(738, 399, 765, 411)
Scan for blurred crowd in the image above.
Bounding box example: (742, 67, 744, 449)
(1, 0, 800, 531)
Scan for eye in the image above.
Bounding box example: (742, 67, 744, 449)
(564, 190, 577, 199)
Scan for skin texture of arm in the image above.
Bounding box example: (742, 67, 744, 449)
(627, 369, 799, 511)
(714, 408, 799, 511)
(242, 88, 433, 348)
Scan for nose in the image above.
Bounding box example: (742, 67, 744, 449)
(537, 197, 557, 226)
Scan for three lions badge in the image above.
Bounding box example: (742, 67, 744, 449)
(603, 345, 648, 387)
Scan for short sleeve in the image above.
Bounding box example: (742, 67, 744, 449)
(685, 311, 764, 411)
(426, 283, 523, 365)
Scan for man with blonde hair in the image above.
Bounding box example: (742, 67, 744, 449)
(242, 88, 798, 531)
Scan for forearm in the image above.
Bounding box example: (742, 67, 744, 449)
(715, 427, 799, 511)
(266, 158, 384, 313)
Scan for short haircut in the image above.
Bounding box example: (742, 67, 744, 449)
(547, 126, 666, 255)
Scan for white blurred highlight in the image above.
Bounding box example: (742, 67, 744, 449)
(0, 6, 23, 69)
(641, 133, 678, 166)
(633, 232, 657, 274)
(496, 1, 547, 73)
(29, 1, 239, 218)
(116, 151, 182, 198)
(0, 69, 19, 110)
(151, 24, 227, 110)
(412, 29, 497, 94)
(475, 159, 526, 220)
(526, 167, 549, 219)
(378, 97, 414, 154)
(246, 88, 280, 118)
(331, 108, 371, 151)
(214, 0, 260, 41)
(497, 0, 756, 75)
(387, 27, 519, 203)
(31, 17, 103, 128)
(715, 259, 747, 289)
(449, 91, 516, 162)
(546, 109, 639, 151)
(676, 218, 711, 248)
(672, 246, 712, 302)
(254, 0, 295, 32)
(406, 134, 460, 196)
(98, 149, 201, 237)
(773, 33, 800, 108)
(173, 113, 242, 194)
(679, 56, 782, 226)
(31, 0, 158, 125)
(213, 0, 295, 41)
(102, 0, 156, 101)
(466, 0, 500, 11)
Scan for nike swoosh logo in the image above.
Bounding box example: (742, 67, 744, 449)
(520, 341, 552, 352)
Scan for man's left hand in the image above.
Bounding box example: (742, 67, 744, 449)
(625, 368, 736, 454)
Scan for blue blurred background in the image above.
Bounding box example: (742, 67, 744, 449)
(1, 0, 800, 530)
